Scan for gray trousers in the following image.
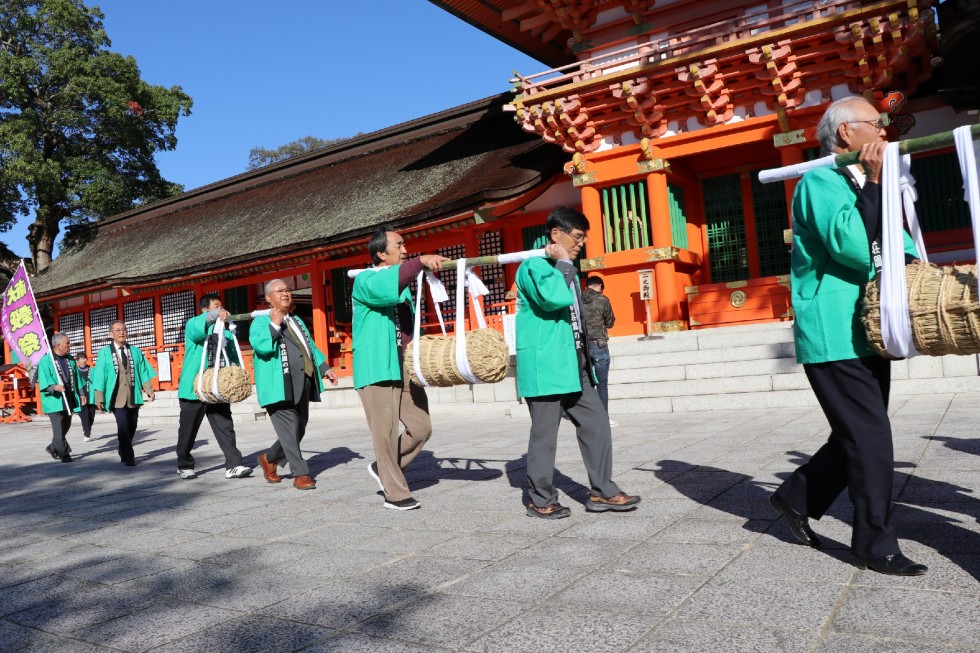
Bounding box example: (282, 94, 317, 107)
(48, 412, 73, 458)
(265, 377, 311, 477)
(525, 366, 621, 508)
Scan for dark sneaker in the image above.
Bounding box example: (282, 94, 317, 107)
(526, 502, 571, 519)
(45, 445, 59, 460)
(586, 492, 640, 512)
(384, 497, 421, 511)
(60, 455, 73, 463)
(367, 461, 384, 492)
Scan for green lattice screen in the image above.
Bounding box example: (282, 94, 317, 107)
(751, 173, 790, 276)
(911, 152, 970, 232)
(522, 225, 548, 250)
(223, 285, 251, 343)
(667, 183, 689, 249)
(601, 181, 650, 252)
(702, 173, 748, 282)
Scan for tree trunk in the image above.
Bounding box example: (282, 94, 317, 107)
(28, 214, 59, 273)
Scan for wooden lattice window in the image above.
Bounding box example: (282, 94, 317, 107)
(123, 298, 155, 349)
(522, 225, 548, 250)
(702, 173, 749, 283)
(478, 231, 507, 313)
(89, 306, 119, 361)
(752, 174, 790, 277)
(601, 181, 651, 252)
(331, 267, 353, 325)
(57, 312, 85, 356)
(436, 244, 467, 320)
(911, 152, 971, 233)
(222, 286, 251, 343)
(162, 290, 196, 345)
(667, 183, 690, 249)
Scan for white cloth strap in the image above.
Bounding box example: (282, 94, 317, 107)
(954, 126, 980, 284)
(879, 142, 919, 359)
(412, 271, 430, 387)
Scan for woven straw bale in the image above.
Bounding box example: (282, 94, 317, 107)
(404, 328, 510, 387)
(862, 261, 980, 357)
(194, 365, 253, 403)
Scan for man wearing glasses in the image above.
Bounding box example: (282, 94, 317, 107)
(768, 96, 926, 576)
(515, 207, 640, 519)
(251, 279, 338, 490)
(93, 321, 157, 466)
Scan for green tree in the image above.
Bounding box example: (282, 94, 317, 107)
(247, 134, 362, 170)
(0, 0, 193, 272)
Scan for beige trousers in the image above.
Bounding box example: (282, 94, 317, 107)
(357, 369, 432, 501)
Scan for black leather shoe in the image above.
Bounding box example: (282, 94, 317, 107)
(770, 494, 822, 548)
(854, 553, 928, 576)
(45, 445, 59, 460)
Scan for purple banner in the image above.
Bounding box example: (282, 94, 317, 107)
(1, 262, 50, 376)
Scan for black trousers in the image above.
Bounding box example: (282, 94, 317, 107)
(113, 407, 140, 464)
(265, 377, 311, 477)
(79, 404, 96, 437)
(175, 400, 242, 470)
(774, 356, 900, 559)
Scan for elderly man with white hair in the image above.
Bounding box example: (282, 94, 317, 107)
(768, 96, 926, 576)
(39, 333, 85, 463)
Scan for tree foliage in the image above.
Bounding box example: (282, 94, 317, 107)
(247, 134, 363, 170)
(0, 0, 193, 271)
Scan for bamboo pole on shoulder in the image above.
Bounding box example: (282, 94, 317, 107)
(759, 124, 980, 184)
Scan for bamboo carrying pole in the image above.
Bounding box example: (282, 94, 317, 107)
(224, 249, 549, 322)
(758, 124, 980, 184)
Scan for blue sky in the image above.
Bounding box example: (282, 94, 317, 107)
(5, 0, 545, 258)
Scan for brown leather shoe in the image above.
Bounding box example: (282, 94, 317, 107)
(257, 453, 281, 484)
(586, 492, 641, 512)
(293, 474, 316, 490)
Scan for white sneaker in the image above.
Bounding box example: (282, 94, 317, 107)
(177, 468, 197, 480)
(225, 465, 253, 479)
(609, 420, 619, 427)
(83, 436, 92, 442)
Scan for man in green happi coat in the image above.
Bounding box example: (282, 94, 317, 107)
(516, 207, 639, 520)
(352, 225, 448, 511)
(92, 321, 157, 466)
(769, 96, 926, 577)
(251, 279, 338, 491)
(39, 333, 85, 463)
(174, 293, 252, 480)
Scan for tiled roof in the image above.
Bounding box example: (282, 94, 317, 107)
(34, 93, 565, 297)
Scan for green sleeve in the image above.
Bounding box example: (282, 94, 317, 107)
(91, 350, 109, 394)
(352, 266, 403, 308)
(516, 258, 575, 312)
(794, 168, 872, 272)
(185, 312, 209, 345)
(37, 356, 57, 389)
(249, 315, 278, 357)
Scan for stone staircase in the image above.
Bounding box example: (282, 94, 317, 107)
(135, 321, 980, 425)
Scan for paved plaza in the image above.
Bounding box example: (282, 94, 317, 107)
(1, 392, 979, 652)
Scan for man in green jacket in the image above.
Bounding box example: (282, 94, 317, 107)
(251, 279, 338, 490)
(352, 225, 448, 511)
(516, 207, 639, 519)
(93, 321, 157, 466)
(174, 293, 252, 480)
(39, 333, 84, 463)
(769, 96, 927, 576)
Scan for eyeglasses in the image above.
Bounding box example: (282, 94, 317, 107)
(848, 118, 885, 131)
(559, 230, 588, 245)
(270, 288, 293, 294)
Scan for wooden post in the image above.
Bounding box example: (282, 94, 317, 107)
(581, 184, 605, 259)
(646, 171, 681, 324)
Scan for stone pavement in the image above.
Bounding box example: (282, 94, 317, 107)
(1, 392, 979, 653)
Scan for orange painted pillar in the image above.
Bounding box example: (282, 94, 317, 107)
(153, 294, 165, 350)
(779, 147, 804, 224)
(310, 260, 328, 350)
(647, 171, 681, 323)
(581, 185, 605, 259)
